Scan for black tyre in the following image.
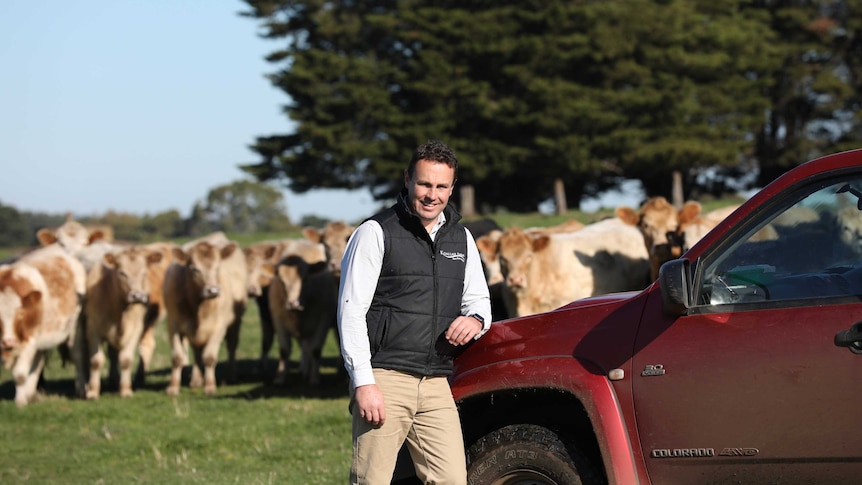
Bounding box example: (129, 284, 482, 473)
(466, 424, 602, 485)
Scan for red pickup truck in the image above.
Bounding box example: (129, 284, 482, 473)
(450, 149, 862, 484)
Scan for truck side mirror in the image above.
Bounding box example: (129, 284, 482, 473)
(659, 259, 691, 317)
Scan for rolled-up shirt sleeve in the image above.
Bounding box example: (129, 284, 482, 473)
(337, 221, 384, 389)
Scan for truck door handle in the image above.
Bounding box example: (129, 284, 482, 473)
(834, 322, 862, 354)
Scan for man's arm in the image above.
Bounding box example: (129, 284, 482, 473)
(338, 221, 387, 425)
(458, 227, 493, 339)
(337, 221, 383, 387)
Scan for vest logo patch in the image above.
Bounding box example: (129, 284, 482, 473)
(440, 250, 466, 262)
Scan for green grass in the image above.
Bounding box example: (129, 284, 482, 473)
(477, 208, 618, 229)
(0, 303, 353, 485)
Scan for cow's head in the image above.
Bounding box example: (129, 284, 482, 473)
(172, 242, 237, 300)
(475, 229, 504, 286)
(497, 228, 551, 292)
(274, 255, 308, 311)
(103, 246, 163, 305)
(0, 265, 44, 365)
(303, 221, 355, 278)
(243, 242, 279, 297)
(617, 197, 700, 280)
(36, 217, 105, 256)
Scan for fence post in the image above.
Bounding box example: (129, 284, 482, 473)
(554, 178, 568, 215)
(460, 184, 476, 217)
(672, 170, 684, 208)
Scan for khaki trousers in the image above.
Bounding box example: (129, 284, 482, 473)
(350, 368, 467, 485)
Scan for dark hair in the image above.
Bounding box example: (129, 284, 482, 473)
(407, 140, 458, 179)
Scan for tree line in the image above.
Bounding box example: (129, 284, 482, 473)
(0, 180, 302, 248)
(239, 0, 862, 212)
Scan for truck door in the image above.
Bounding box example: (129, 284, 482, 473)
(632, 176, 862, 484)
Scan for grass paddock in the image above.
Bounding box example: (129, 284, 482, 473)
(0, 303, 353, 485)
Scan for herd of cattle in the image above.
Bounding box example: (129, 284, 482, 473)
(4, 195, 856, 407)
(0, 218, 355, 407)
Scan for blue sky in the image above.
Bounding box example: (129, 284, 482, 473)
(0, 1, 644, 224)
(0, 0, 380, 223)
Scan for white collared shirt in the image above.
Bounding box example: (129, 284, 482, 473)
(337, 213, 492, 388)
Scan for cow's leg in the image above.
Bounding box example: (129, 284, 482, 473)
(116, 320, 145, 398)
(117, 343, 138, 398)
(11, 343, 39, 407)
(272, 313, 294, 386)
(256, 290, 274, 373)
(189, 345, 205, 389)
(201, 338, 222, 396)
(27, 352, 47, 404)
(86, 332, 105, 400)
(136, 307, 159, 386)
(305, 318, 330, 386)
(224, 317, 242, 384)
(72, 310, 89, 398)
(23, 351, 46, 406)
(106, 346, 120, 391)
(299, 339, 313, 384)
(166, 325, 185, 396)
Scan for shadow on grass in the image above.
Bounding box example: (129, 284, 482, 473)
(0, 356, 350, 404)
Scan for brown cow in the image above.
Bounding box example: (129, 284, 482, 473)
(476, 219, 585, 288)
(302, 221, 356, 278)
(135, 241, 176, 383)
(268, 254, 336, 386)
(617, 197, 741, 280)
(243, 241, 281, 299)
(242, 239, 283, 374)
(36, 216, 107, 257)
(476, 219, 585, 321)
(0, 245, 87, 406)
(244, 238, 328, 376)
(496, 218, 649, 317)
(301, 221, 354, 377)
(82, 245, 163, 399)
(163, 236, 248, 395)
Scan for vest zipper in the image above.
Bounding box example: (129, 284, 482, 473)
(428, 240, 438, 375)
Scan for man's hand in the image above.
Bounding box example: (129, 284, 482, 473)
(355, 384, 386, 426)
(445, 315, 483, 346)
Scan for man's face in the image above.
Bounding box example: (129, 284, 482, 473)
(405, 158, 456, 230)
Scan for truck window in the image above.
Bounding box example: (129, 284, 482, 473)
(700, 177, 862, 306)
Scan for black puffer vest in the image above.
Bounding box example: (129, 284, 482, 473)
(366, 193, 467, 376)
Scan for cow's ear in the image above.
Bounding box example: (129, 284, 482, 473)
(172, 247, 189, 264)
(146, 251, 163, 265)
(615, 207, 639, 226)
(103, 253, 117, 268)
(678, 201, 703, 225)
(36, 229, 57, 247)
(302, 227, 322, 243)
(88, 230, 105, 244)
(21, 290, 42, 308)
(476, 235, 499, 256)
(532, 235, 552, 252)
(263, 243, 278, 259)
(221, 243, 238, 259)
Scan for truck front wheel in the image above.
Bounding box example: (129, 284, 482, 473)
(466, 424, 602, 485)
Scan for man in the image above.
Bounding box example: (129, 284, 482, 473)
(338, 140, 492, 484)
